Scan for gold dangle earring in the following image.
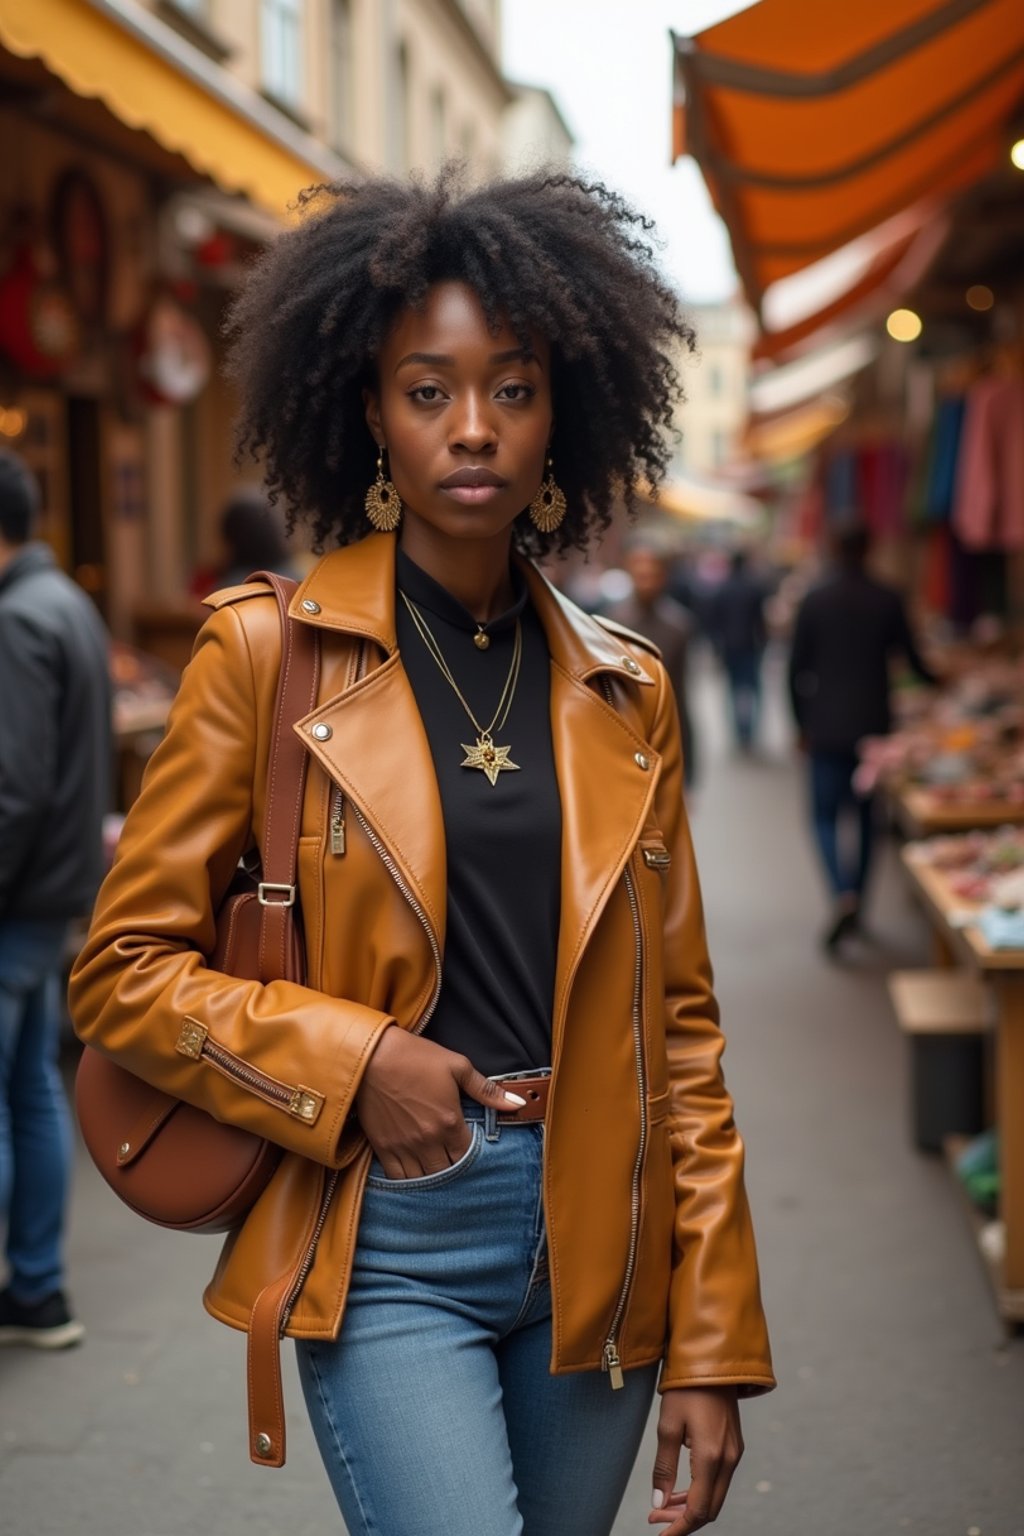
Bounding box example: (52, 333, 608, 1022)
(528, 455, 567, 534)
(364, 447, 402, 532)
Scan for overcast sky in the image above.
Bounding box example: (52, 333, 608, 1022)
(501, 0, 755, 305)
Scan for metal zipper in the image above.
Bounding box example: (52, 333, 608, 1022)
(600, 676, 649, 1390)
(329, 639, 364, 857)
(175, 1019, 323, 1123)
(330, 787, 346, 855)
(282, 641, 445, 1330)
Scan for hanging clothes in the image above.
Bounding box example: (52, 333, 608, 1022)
(952, 375, 1024, 551)
(925, 395, 965, 523)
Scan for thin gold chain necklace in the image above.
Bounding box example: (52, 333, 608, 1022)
(399, 590, 523, 786)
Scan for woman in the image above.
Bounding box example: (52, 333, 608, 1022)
(70, 171, 774, 1536)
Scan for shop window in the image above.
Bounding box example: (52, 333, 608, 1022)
(262, 0, 304, 111)
(329, 0, 353, 153)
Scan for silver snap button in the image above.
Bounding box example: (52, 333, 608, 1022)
(634, 752, 650, 771)
(311, 723, 332, 741)
(621, 656, 641, 675)
(255, 1432, 273, 1458)
(301, 599, 321, 614)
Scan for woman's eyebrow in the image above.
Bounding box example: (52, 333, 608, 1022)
(394, 347, 539, 370)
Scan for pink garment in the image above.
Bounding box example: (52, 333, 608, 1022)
(952, 375, 1024, 551)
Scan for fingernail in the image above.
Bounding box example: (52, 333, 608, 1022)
(651, 1490, 665, 1509)
(503, 1091, 527, 1106)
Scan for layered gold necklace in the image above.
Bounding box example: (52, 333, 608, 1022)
(399, 591, 522, 787)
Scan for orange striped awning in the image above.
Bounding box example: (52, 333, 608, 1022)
(672, 0, 1024, 313)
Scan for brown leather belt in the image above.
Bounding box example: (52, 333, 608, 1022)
(491, 1074, 550, 1124)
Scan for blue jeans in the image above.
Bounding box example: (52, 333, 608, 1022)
(0, 920, 73, 1301)
(296, 1105, 658, 1536)
(809, 750, 875, 900)
(723, 650, 762, 748)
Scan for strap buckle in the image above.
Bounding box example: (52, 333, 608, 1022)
(257, 881, 296, 908)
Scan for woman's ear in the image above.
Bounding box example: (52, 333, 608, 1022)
(362, 386, 384, 448)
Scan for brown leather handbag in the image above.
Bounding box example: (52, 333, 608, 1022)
(75, 573, 320, 1234)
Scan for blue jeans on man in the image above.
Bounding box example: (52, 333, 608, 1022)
(0, 919, 83, 1344)
(809, 751, 875, 950)
(723, 648, 762, 750)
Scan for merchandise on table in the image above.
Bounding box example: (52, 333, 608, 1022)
(907, 826, 1024, 907)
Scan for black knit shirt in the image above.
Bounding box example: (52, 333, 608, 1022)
(395, 548, 560, 1076)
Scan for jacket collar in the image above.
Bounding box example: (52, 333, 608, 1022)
(0, 541, 56, 597)
(290, 532, 655, 688)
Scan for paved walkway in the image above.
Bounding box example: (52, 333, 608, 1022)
(3, 650, 1023, 1536)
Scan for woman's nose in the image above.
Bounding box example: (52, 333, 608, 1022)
(448, 394, 497, 453)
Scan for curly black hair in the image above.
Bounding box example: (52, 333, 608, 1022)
(226, 168, 694, 555)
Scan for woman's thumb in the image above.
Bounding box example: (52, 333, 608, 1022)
(452, 1059, 527, 1110)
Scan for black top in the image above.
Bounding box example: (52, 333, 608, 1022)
(0, 543, 112, 920)
(788, 567, 938, 753)
(395, 549, 561, 1076)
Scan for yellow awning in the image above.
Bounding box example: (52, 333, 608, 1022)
(0, 0, 345, 219)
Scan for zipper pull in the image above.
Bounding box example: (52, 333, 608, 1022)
(330, 790, 346, 856)
(603, 1341, 624, 1391)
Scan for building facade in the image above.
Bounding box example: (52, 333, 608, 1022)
(674, 299, 754, 479)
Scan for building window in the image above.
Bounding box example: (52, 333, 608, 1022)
(262, 0, 304, 110)
(708, 361, 724, 397)
(711, 429, 728, 467)
(432, 86, 447, 168)
(329, 0, 353, 151)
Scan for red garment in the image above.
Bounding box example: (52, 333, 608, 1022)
(952, 376, 1024, 551)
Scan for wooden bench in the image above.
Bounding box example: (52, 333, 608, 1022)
(887, 970, 992, 1151)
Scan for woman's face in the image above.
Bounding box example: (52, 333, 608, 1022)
(365, 281, 553, 546)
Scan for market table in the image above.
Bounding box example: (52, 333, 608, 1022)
(900, 848, 1024, 1327)
(892, 786, 1024, 839)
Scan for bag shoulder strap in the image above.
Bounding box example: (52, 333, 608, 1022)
(248, 572, 320, 986)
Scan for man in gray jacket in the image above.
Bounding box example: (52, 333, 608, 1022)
(0, 449, 111, 1348)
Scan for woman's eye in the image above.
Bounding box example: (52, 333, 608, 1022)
(410, 385, 444, 402)
(498, 383, 535, 402)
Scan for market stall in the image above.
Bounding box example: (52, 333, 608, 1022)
(900, 830, 1024, 1327)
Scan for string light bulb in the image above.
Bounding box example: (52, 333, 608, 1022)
(1011, 138, 1024, 171)
(966, 285, 994, 312)
(886, 309, 923, 343)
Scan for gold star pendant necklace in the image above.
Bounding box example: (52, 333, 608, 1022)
(399, 590, 522, 787)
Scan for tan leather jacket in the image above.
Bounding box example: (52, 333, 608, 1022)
(70, 534, 774, 1398)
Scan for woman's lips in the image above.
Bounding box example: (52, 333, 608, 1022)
(440, 484, 505, 505)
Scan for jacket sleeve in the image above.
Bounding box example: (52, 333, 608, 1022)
(0, 609, 58, 914)
(649, 662, 776, 1395)
(67, 603, 395, 1166)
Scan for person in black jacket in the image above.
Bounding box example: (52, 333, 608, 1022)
(0, 449, 111, 1347)
(789, 523, 937, 951)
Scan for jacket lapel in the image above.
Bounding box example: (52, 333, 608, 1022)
(291, 539, 448, 952)
(521, 565, 662, 1051)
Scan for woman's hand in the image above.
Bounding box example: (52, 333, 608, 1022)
(355, 1025, 524, 1179)
(648, 1386, 743, 1532)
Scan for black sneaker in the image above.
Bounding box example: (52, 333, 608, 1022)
(0, 1288, 85, 1350)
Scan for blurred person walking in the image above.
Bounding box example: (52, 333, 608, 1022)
(607, 536, 698, 787)
(191, 485, 302, 598)
(708, 549, 767, 752)
(0, 449, 111, 1348)
(789, 523, 937, 952)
